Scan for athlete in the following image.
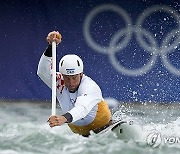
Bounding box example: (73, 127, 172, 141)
(37, 31, 111, 136)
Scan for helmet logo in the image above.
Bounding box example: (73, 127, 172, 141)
(66, 68, 75, 74)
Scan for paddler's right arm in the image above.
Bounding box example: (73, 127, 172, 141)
(37, 31, 62, 88)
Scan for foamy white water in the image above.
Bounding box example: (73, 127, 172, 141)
(0, 101, 180, 154)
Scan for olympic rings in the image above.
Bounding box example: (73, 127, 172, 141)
(83, 4, 132, 54)
(109, 27, 158, 76)
(83, 4, 180, 76)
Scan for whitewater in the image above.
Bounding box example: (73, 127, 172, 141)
(0, 101, 180, 154)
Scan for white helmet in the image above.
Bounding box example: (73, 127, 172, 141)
(59, 54, 83, 75)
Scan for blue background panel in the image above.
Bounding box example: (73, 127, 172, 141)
(0, 0, 180, 103)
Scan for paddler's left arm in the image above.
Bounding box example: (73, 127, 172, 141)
(67, 81, 103, 123)
(47, 83, 102, 127)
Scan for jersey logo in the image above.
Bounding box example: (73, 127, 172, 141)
(70, 98, 77, 104)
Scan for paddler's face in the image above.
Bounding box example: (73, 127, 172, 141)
(63, 73, 83, 92)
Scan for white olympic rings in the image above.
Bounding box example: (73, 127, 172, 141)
(83, 4, 180, 76)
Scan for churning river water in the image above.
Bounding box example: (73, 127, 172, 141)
(0, 101, 180, 154)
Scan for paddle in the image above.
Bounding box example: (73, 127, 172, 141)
(51, 41, 57, 115)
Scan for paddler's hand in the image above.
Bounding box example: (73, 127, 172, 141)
(47, 115, 67, 128)
(46, 31, 62, 45)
